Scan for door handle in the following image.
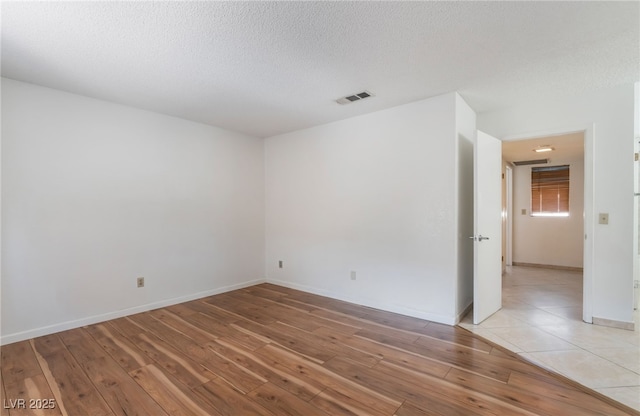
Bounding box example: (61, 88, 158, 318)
(469, 235, 490, 241)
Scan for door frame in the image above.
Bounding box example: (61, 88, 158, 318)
(500, 124, 594, 324)
(505, 165, 513, 267)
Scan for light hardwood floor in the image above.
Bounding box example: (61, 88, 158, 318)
(2, 283, 637, 415)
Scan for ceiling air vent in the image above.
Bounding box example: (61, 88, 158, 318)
(512, 159, 549, 166)
(336, 90, 375, 105)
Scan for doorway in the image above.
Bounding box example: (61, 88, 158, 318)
(502, 131, 586, 322)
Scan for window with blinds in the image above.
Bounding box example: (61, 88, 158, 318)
(531, 165, 570, 217)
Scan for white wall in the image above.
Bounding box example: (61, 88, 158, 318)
(1, 79, 265, 344)
(479, 83, 636, 326)
(455, 95, 475, 317)
(265, 93, 466, 324)
(512, 157, 584, 268)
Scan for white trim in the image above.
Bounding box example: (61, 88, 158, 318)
(0, 278, 266, 345)
(583, 124, 595, 324)
(455, 301, 474, 325)
(267, 278, 457, 325)
(502, 128, 586, 142)
(633, 82, 639, 317)
(592, 316, 635, 331)
(506, 165, 513, 266)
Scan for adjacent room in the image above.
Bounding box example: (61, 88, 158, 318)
(2, 1, 639, 414)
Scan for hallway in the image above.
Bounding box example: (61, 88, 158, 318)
(460, 266, 640, 411)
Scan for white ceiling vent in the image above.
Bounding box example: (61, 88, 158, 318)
(336, 91, 375, 105)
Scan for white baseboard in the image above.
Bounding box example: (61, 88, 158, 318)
(592, 316, 635, 331)
(0, 278, 266, 346)
(512, 262, 583, 272)
(455, 302, 473, 325)
(266, 278, 456, 326)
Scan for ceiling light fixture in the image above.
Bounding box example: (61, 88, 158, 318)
(534, 146, 554, 153)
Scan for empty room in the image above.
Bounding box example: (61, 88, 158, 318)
(1, 1, 639, 415)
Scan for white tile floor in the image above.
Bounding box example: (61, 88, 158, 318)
(460, 266, 640, 411)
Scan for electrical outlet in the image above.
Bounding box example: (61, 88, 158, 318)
(278, 260, 283, 269)
(137, 277, 145, 288)
(350, 271, 357, 280)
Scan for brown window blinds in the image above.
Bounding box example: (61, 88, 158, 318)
(531, 165, 569, 215)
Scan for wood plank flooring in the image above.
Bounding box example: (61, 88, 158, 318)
(1, 283, 637, 415)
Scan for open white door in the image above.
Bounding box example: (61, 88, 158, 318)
(473, 131, 503, 324)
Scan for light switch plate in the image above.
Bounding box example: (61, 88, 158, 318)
(599, 213, 609, 225)
(521, 208, 527, 215)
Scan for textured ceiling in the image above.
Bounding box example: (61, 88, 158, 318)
(2, 1, 638, 137)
